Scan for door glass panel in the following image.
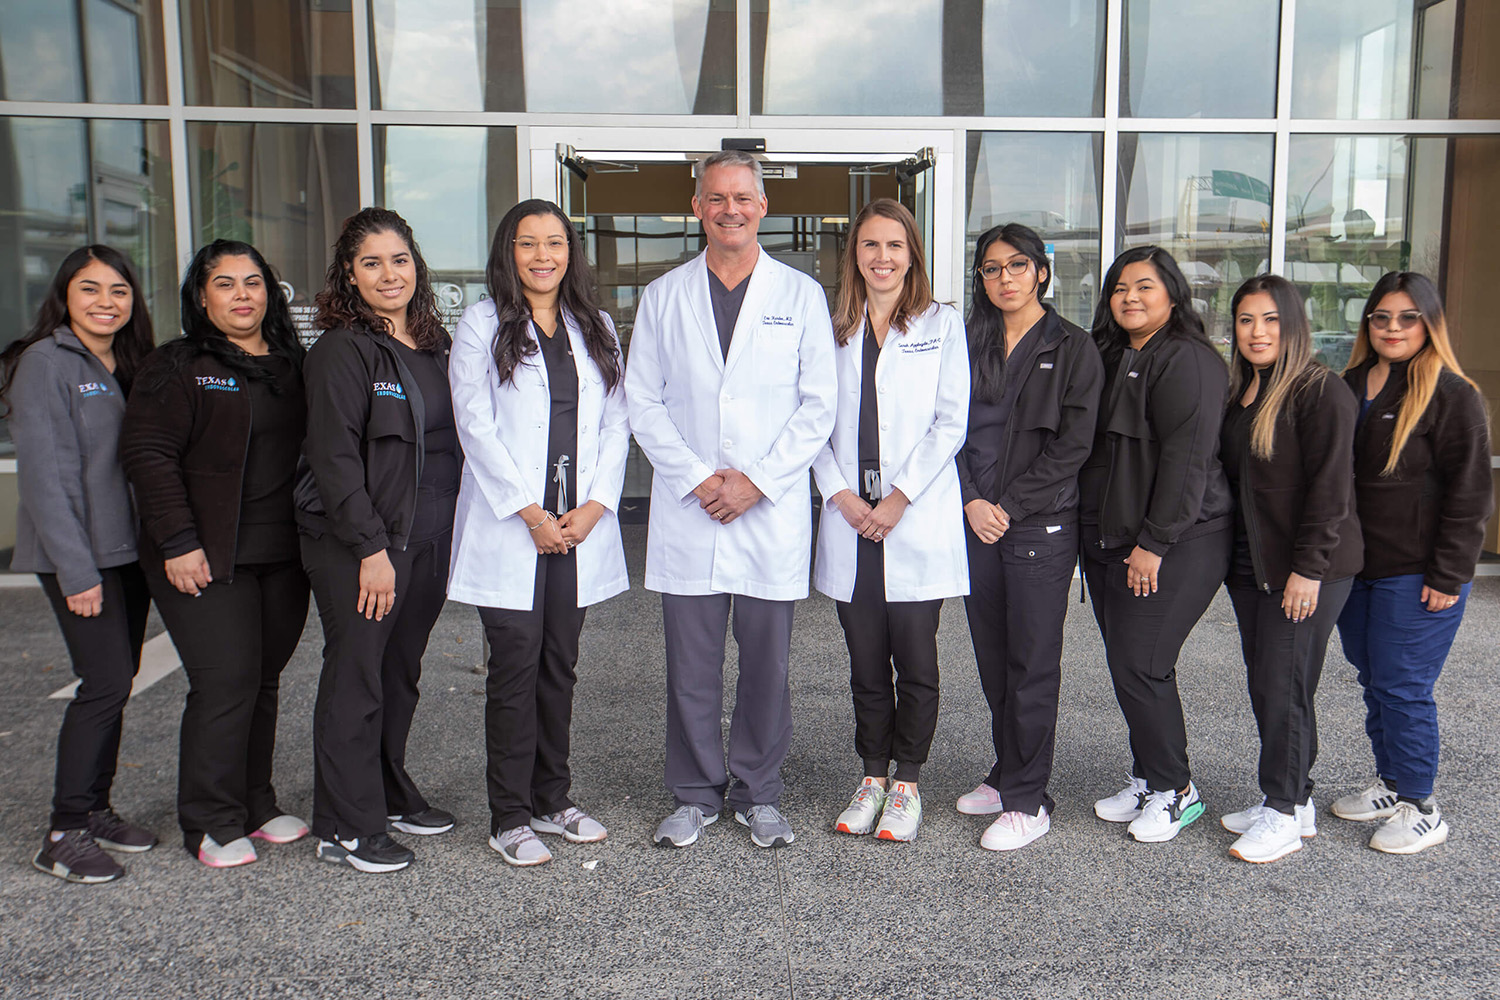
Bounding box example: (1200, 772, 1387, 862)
(1118, 133, 1274, 351)
(0, 0, 166, 104)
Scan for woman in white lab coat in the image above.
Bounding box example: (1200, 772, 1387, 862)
(448, 198, 630, 868)
(812, 198, 970, 844)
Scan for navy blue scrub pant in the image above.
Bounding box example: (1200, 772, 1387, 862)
(1337, 573, 1469, 801)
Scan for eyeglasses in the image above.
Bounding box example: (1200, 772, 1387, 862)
(976, 259, 1032, 280)
(1368, 310, 1423, 331)
(514, 238, 569, 254)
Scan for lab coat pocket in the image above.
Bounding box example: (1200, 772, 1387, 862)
(752, 327, 801, 386)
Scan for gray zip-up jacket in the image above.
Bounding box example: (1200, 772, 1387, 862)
(8, 328, 138, 595)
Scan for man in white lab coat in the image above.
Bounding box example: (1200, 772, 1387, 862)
(625, 149, 837, 849)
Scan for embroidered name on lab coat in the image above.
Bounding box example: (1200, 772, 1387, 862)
(898, 336, 943, 354)
(762, 315, 795, 327)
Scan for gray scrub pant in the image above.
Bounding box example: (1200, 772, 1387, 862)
(661, 592, 796, 814)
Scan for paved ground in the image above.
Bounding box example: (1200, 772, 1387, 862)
(1, 524, 1497, 999)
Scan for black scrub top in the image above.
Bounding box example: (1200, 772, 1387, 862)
(535, 321, 579, 516)
(1220, 394, 1259, 589)
(235, 353, 305, 565)
(857, 321, 882, 504)
(960, 320, 1044, 506)
(393, 340, 461, 543)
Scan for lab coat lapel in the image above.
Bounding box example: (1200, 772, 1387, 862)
(723, 245, 773, 380)
(684, 252, 724, 373)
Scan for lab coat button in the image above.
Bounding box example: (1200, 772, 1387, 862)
(724, 439, 733, 449)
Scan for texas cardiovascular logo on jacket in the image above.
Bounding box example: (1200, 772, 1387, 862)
(373, 381, 406, 399)
(195, 375, 241, 392)
(76, 381, 114, 398)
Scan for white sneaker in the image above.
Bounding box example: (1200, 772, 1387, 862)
(834, 778, 887, 835)
(1094, 775, 1149, 822)
(489, 825, 553, 866)
(1221, 797, 1317, 837)
(980, 806, 1050, 852)
(1369, 801, 1449, 855)
(250, 814, 310, 845)
(532, 807, 607, 844)
(1127, 783, 1205, 843)
(956, 782, 1003, 815)
(1331, 778, 1400, 821)
(197, 833, 257, 868)
(874, 781, 922, 842)
(1229, 807, 1303, 863)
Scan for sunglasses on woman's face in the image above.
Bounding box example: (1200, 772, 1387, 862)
(1368, 310, 1423, 331)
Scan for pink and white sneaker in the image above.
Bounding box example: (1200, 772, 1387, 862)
(980, 806, 1051, 852)
(956, 782, 1004, 816)
(197, 833, 257, 868)
(250, 814, 310, 845)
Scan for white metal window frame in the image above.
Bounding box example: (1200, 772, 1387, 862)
(0, 0, 1497, 302)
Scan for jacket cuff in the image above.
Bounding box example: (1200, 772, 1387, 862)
(995, 493, 1025, 521)
(352, 534, 391, 560)
(1135, 532, 1171, 557)
(1423, 570, 1468, 598)
(159, 529, 203, 560)
(57, 568, 104, 599)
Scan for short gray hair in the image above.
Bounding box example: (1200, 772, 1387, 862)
(695, 149, 766, 199)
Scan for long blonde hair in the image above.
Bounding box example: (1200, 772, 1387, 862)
(1344, 272, 1479, 475)
(1227, 274, 1324, 459)
(832, 199, 932, 346)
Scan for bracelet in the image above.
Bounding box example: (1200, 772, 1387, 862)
(528, 511, 556, 531)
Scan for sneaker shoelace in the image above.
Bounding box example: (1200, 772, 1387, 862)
(57, 828, 108, 861)
(547, 807, 586, 829)
(1245, 808, 1290, 838)
(886, 789, 915, 815)
(500, 826, 541, 851)
(89, 809, 129, 839)
(851, 784, 883, 809)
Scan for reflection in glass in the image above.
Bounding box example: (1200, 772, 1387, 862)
(1118, 133, 1273, 348)
(979, 0, 1104, 117)
(1284, 134, 1447, 370)
(755, 0, 943, 115)
(966, 132, 1102, 327)
(375, 126, 518, 329)
(181, 0, 354, 108)
(188, 122, 358, 342)
(0, 0, 165, 104)
(1290, 0, 1486, 120)
(1122, 0, 1278, 118)
(370, 0, 734, 114)
(0, 115, 176, 438)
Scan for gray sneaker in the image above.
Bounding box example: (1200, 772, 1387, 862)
(735, 804, 795, 848)
(653, 805, 718, 848)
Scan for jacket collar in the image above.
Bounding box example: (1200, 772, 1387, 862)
(50, 326, 91, 355)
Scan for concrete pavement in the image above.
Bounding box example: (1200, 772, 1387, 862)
(1, 524, 1496, 999)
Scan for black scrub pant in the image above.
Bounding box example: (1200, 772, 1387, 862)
(963, 521, 1076, 815)
(302, 529, 450, 842)
(1228, 577, 1352, 814)
(1082, 525, 1231, 793)
(145, 559, 309, 850)
(39, 564, 151, 831)
(479, 550, 586, 834)
(835, 536, 942, 784)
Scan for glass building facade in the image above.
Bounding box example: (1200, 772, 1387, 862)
(1, 0, 1497, 551)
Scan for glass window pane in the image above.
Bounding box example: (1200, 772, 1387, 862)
(754, 0, 943, 115)
(1118, 133, 1274, 349)
(0, 0, 166, 104)
(370, 0, 734, 114)
(181, 0, 355, 108)
(966, 132, 1102, 328)
(0, 114, 177, 437)
(1122, 0, 1279, 118)
(375, 126, 518, 328)
(979, 0, 1105, 117)
(1291, 0, 1496, 120)
(187, 122, 358, 341)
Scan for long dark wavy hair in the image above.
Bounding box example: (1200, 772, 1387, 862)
(138, 240, 305, 394)
(485, 199, 620, 391)
(0, 244, 156, 412)
(314, 207, 447, 350)
(1090, 245, 1211, 369)
(967, 222, 1052, 404)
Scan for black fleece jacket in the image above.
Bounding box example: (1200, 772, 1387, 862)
(296, 326, 452, 558)
(957, 307, 1104, 526)
(1344, 355, 1492, 594)
(1080, 331, 1234, 555)
(121, 341, 305, 582)
(1222, 364, 1363, 591)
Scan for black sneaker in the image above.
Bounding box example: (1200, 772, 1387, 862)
(316, 832, 414, 873)
(33, 830, 125, 884)
(87, 809, 159, 852)
(387, 807, 455, 836)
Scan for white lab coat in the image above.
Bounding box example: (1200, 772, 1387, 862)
(812, 302, 971, 603)
(447, 301, 630, 610)
(625, 248, 837, 600)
